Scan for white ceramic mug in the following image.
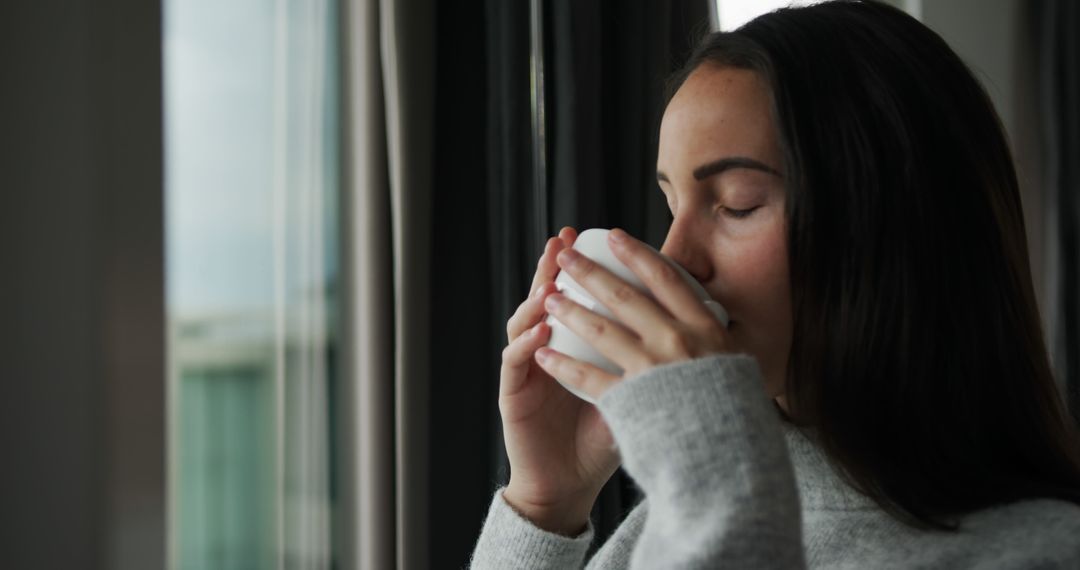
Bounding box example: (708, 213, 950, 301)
(543, 228, 729, 403)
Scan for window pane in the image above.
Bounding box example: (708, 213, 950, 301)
(164, 0, 340, 567)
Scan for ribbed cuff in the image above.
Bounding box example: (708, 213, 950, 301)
(469, 487, 594, 569)
(596, 353, 783, 496)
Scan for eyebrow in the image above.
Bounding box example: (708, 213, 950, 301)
(656, 156, 783, 183)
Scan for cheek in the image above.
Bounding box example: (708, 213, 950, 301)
(722, 224, 790, 321)
(721, 227, 791, 396)
(720, 220, 791, 354)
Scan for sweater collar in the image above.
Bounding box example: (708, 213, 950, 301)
(780, 421, 879, 511)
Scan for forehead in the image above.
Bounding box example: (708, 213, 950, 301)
(658, 65, 779, 171)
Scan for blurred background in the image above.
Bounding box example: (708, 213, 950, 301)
(2, 0, 1077, 569)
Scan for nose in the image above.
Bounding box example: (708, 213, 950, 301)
(659, 213, 712, 284)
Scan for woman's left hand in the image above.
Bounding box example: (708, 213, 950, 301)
(535, 227, 735, 401)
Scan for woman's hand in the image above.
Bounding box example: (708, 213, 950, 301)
(534, 227, 733, 401)
(498, 226, 622, 536)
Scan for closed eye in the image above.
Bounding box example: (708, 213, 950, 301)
(719, 205, 761, 219)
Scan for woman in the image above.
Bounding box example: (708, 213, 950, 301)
(471, 1, 1080, 567)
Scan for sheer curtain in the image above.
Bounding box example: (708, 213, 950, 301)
(165, 0, 339, 567)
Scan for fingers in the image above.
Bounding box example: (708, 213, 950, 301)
(543, 290, 654, 374)
(511, 227, 577, 343)
(506, 282, 556, 342)
(605, 229, 720, 332)
(553, 246, 675, 343)
(500, 321, 550, 397)
(528, 237, 563, 301)
(534, 346, 620, 402)
(527, 227, 577, 299)
(558, 226, 578, 248)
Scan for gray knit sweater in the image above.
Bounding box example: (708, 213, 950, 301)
(469, 354, 1080, 568)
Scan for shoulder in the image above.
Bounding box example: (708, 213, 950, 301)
(803, 501, 1080, 569)
(961, 498, 1080, 565)
(966, 497, 1080, 533)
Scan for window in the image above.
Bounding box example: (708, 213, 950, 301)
(715, 0, 920, 31)
(164, 0, 340, 567)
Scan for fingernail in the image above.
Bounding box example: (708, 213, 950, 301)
(609, 228, 628, 243)
(533, 284, 548, 298)
(535, 348, 551, 363)
(545, 293, 564, 311)
(557, 249, 579, 267)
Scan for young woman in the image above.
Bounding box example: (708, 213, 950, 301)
(471, 1, 1080, 567)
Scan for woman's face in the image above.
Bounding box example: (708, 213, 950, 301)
(657, 64, 791, 402)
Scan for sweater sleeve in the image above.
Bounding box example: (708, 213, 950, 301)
(595, 352, 806, 569)
(468, 487, 594, 569)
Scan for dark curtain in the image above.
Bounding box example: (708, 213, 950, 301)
(425, 1, 501, 567)
(1040, 0, 1080, 425)
(547, 1, 710, 248)
(427, 0, 710, 566)
(427, 1, 538, 566)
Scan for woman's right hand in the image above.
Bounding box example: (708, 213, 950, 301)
(498, 226, 622, 536)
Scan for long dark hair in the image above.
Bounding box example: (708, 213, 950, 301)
(667, 0, 1080, 531)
